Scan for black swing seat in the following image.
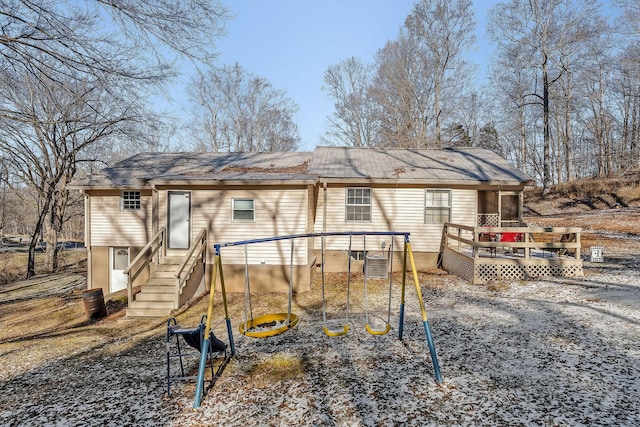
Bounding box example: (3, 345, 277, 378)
(169, 323, 227, 354)
(165, 315, 227, 396)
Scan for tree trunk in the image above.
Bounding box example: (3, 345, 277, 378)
(563, 73, 574, 182)
(435, 81, 442, 148)
(26, 188, 54, 278)
(519, 101, 527, 173)
(542, 55, 552, 193)
(632, 97, 639, 167)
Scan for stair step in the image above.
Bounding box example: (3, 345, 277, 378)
(145, 278, 176, 287)
(125, 307, 173, 318)
(152, 263, 179, 273)
(136, 292, 174, 302)
(140, 284, 175, 294)
(150, 270, 176, 279)
(129, 300, 174, 310)
(160, 256, 184, 265)
(124, 253, 198, 318)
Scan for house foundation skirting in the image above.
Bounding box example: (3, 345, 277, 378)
(319, 250, 439, 273)
(441, 247, 583, 285)
(207, 261, 313, 293)
(206, 249, 440, 294)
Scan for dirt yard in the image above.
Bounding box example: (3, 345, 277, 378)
(1, 207, 639, 426)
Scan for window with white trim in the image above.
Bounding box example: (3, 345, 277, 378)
(121, 191, 141, 210)
(425, 189, 451, 223)
(232, 198, 255, 221)
(346, 188, 371, 222)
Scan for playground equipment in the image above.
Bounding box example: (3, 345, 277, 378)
(238, 242, 300, 337)
(364, 236, 393, 335)
(321, 234, 351, 336)
(165, 315, 227, 397)
(193, 231, 443, 409)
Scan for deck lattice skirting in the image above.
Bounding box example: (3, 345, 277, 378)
(440, 223, 584, 285)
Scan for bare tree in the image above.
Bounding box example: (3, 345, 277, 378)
(0, 0, 228, 83)
(488, 39, 537, 175)
(188, 64, 300, 152)
(616, 0, 640, 36)
(371, 37, 433, 148)
(614, 0, 640, 170)
(616, 47, 640, 169)
(321, 57, 378, 147)
(0, 0, 228, 278)
(404, 0, 476, 148)
(0, 63, 151, 277)
(322, 0, 476, 149)
(489, 0, 603, 192)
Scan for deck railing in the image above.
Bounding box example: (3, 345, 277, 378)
(441, 223, 582, 261)
(123, 227, 166, 304)
(174, 228, 207, 309)
(440, 223, 583, 284)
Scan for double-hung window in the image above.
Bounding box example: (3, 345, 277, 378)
(232, 198, 255, 221)
(346, 188, 371, 222)
(425, 189, 451, 223)
(121, 191, 141, 211)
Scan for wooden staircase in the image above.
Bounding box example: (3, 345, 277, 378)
(125, 256, 182, 318)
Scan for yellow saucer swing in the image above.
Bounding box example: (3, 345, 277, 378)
(239, 239, 300, 338)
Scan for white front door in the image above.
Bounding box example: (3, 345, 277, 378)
(110, 247, 129, 293)
(168, 191, 191, 249)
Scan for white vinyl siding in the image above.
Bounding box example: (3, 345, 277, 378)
(90, 193, 152, 246)
(160, 187, 309, 266)
(315, 186, 476, 253)
(452, 189, 477, 225)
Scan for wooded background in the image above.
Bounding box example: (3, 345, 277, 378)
(1, 0, 639, 277)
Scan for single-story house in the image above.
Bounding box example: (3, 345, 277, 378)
(70, 146, 531, 317)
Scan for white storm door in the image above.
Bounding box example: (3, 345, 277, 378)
(168, 191, 191, 249)
(110, 247, 129, 293)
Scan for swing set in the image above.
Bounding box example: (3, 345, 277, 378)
(193, 231, 442, 409)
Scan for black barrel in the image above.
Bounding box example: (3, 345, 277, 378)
(82, 288, 107, 319)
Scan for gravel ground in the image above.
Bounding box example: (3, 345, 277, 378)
(1, 212, 639, 426)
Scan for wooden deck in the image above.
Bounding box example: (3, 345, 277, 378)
(440, 223, 583, 284)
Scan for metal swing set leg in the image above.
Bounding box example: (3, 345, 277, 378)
(400, 236, 443, 385)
